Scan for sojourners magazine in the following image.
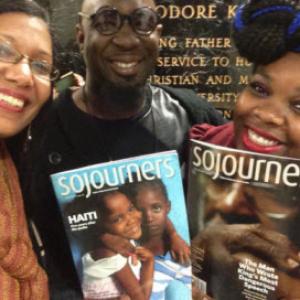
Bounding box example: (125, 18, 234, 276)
(187, 139, 300, 300)
(51, 151, 192, 300)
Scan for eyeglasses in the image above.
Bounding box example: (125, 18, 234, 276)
(79, 6, 160, 36)
(0, 37, 59, 81)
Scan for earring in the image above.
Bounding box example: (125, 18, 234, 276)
(23, 124, 32, 153)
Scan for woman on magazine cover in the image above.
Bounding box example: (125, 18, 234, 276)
(0, 0, 58, 298)
(190, 0, 300, 299)
(70, 188, 154, 300)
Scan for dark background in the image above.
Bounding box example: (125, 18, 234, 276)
(37, 0, 250, 117)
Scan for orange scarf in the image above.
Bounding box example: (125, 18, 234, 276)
(0, 140, 49, 299)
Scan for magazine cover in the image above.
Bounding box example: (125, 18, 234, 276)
(51, 151, 192, 300)
(187, 139, 300, 300)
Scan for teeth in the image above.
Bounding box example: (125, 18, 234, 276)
(0, 93, 24, 109)
(265, 212, 289, 219)
(248, 129, 278, 147)
(115, 62, 137, 68)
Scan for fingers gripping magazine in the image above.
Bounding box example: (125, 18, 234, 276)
(51, 151, 192, 300)
(187, 139, 300, 300)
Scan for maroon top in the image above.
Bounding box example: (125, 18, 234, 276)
(189, 122, 236, 147)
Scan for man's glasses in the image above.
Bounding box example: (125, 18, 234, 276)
(79, 6, 160, 36)
(0, 37, 59, 81)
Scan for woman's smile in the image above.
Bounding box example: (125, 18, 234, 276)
(0, 88, 28, 112)
(241, 126, 284, 154)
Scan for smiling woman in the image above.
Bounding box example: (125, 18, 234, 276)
(190, 0, 300, 299)
(0, 10, 53, 138)
(0, 0, 55, 299)
(191, 0, 300, 159)
(234, 52, 300, 158)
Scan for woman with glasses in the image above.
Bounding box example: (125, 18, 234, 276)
(0, 0, 59, 299)
(190, 0, 300, 299)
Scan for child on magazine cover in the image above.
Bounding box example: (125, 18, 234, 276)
(190, 0, 300, 299)
(86, 175, 192, 300)
(124, 178, 192, 300)
(65, 188, 154, 300)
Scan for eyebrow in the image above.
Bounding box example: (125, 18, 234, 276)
(255, 65, 300, 93)
(0, 33, 52, 60)
(253, 66, 271, 81)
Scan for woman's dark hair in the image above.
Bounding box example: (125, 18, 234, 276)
(232, 0, 300, 65)
(0, 0, 49, 24)
(0, 0, 61, 70)
(3, 0, 61, 162)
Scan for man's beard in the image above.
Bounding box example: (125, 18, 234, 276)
(89, 73, 150, 112)
(104, 81, 146, 110)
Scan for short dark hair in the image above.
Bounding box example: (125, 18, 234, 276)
(232, 0, 300, 65)
(63, 187, 122, 221)
(0, 0, 49, 24)
(91, 189, 121, 217)
(62, 187, 123, 251)
(122, 177, 169, 205)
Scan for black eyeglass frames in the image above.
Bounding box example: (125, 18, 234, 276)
(79, 6, 160, 36)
